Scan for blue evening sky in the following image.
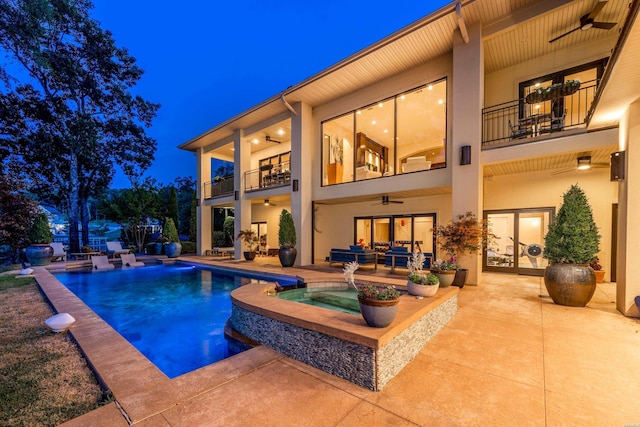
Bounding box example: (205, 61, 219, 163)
(92, 0, 450, 188)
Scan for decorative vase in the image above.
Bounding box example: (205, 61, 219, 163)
(544, 263, 596, 307)
(452, 269, 468, 288)
(430, 270, 456, 288)
(357, 296, 399, 328)
(25, 244, 54, 266)
(165, 242, 182, 258)
(278, 247, 297, 267)
(407, 280, 439, 297)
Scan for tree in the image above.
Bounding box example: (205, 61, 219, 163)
(166, 186, 179, 234)
(174, 176, 195, 236)
(189, 191, 197, 242)
(0, 174, 38, 264)
(0, 0, 160, 252)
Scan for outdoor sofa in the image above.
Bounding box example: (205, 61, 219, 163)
(384, 246, 432, 273)
(329, 246, 377, 269)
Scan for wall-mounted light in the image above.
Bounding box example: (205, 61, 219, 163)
(196, 198, 200, 207)
(577, 155, 592, 170)
(460, 145, 471, 165)
(292, 179, 299, 192)
(234, 191, 239, 201)
(610, 151, 625, 181)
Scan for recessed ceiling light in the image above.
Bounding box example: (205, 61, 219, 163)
(383, 129, 388, 133)
(372, 120, 376, 125)
(378, 102, 383, 108)
(230, 147, 235, 151)
(428, 85, 433, 90)
(400, 95, 405, 100)
(356, 110, 361, 115)
(438, 99, 444, 105)
(277, 129, 284, 135)
(535, 83, 541, 87)
(252, 138, 259, 144)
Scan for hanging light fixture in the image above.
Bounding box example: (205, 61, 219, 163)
(264, 199, 270, 206)
(577, 155, 592, 170)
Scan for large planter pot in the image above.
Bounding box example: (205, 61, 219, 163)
(594, 270, 605, 283)
(452, 269, 468, 288)
(155, 243, 164, 255)
(430, 270, 456, 288)
(544, 263, 596, 307)
(165, 242, 182, 258)
(243, 251, 257, 261)
(407, 280, 439, 297)
(25, 244, 54, 266)
(357, 296, 399, 328)
(278, 247, 297, 267)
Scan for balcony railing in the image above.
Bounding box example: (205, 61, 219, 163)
(204, 176, 234, 199)
(244, 161, 291, 192)
(482, 80, 597, 148)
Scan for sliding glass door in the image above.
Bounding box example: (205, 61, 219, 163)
(484, 208, 554, 276)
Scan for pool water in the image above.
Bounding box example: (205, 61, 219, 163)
(55, 264, 295, 378)
(277, 287, 360, 315)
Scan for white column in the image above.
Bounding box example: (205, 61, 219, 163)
(234, 129, 251, 259)
(290, 101, 313, 266)
(616, 101, 640, 317)
(196, 148, 211, 255)
(452, 22, 484, 285)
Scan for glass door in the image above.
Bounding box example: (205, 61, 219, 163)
(484, 208, 554, 276)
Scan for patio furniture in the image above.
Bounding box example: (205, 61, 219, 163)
(329, 246, 377, 269)
(120, 253, 144, 268)
(92, 255, 115, 270)
(68, 251, 102, 260)
(212, 247, 235, 258)
(106, 241, 130, 258)
(384, 246, 432, 273)
(50, 242, 67, 261)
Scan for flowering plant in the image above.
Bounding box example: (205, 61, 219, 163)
(343, 261, 399, 300)
(407, 252, 438, 286)
(431, 256, 459, 271)
(589, 256, 602, 271)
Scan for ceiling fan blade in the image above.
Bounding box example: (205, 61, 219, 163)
(551, 168, 573, 175)
(549, 26, 581, 43)
(591, 21, 616, 30)
(390, 200, 404, 204)
(587, 1, 607, 21)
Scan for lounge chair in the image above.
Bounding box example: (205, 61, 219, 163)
(50, 242, 67, 261)
(106, 241, 130, 258)
(92, 255, 115, 270)
(120, 253, 144, 268)
(329, 246, 377, 270)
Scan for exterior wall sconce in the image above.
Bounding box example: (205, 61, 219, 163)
(293, 179, 299, 192)
(460, 145, 471, 165)
(610, 151, 625, 181)
(234, 191, 239, 200)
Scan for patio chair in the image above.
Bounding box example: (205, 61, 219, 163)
(120, 253, 144, 268)
(106, 241, 130, 258)
(509, 119, 531, 139)
(50, 242, 67, 261)
(92, 255, 114, 270)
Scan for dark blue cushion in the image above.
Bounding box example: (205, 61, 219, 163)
(349, 245, 362, 251)
(389, 246, 408, 253)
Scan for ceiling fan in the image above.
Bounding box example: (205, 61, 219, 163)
(373, 195, 404, 205)
(549, 1, 617, 43)
(551, 155, 609, 175)
(263, 199, 276, 206)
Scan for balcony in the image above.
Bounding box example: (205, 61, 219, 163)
(204, 176, 234, 199)
(244, 161, 291, 192)
(482, 80, 597, 149)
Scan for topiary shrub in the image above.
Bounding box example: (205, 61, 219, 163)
(278, 209, 296, 248)
(28, 212, 52, 244)
(162, 218, 179, 243)
(543, 184, 600, 264)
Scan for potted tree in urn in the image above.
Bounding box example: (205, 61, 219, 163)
(163, 217, 182, 258)
(543, 184, 600, 307)
(433, 211, 491, 288)
(25, 212, 54, 266)
(343, 262, 400, 328)
(236, 229, 259, 261)
(278, 209, 297, 267)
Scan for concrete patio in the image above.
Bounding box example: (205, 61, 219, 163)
(53, 256, 639, 426)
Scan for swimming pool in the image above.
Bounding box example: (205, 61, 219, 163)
(55, 263, 296, 378)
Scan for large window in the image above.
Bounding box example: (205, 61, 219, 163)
(321, 78, 447, 186)
(355, 214, 436, 256)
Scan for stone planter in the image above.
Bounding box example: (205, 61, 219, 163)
(278, 247, 297, 267)
(25, 244, 54, 266)
(165, 242, 182, 258)
(357, 296, 399, 328)
(430, 270, 456, 288)
(407, 280, 439, 297)
(544, 263, 596, 307)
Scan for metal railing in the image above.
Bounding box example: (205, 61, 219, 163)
(244, 161, 291, 192)
(204, 175, 234, 199)
(482, 80, 598, 148)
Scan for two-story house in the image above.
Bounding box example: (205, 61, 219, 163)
(179, 0, 640, 316)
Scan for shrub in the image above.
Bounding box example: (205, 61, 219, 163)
(28, 212, 52, 244)
(278, 209, 296, 248)
(162, 218, 179, 243)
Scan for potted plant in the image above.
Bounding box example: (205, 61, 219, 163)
(236, 229, 258, 261)
(433, 211, 491, 288)
(81, 245, 93, 253)
(343, 262, 400, 328)
(25, 212, 54, 266)
(278, 209, 297, 267)
(407, 252, 439, 297)
(543, 184, 600, 307)
(429, 257, 459, 288)
(163, 217, 182, 258)
(590, 257, 605, 283)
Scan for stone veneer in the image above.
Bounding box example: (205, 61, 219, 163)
(231, 284, 457, 391)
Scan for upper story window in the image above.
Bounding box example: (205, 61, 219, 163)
(321, 78, 447, 186)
